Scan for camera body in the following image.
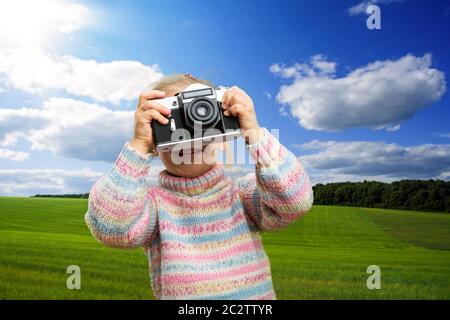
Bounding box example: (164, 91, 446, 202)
(151, 84, 241, 151)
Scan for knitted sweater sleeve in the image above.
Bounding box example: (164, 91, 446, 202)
(85, 143, 158, 248)
(237, 128, 314, 231)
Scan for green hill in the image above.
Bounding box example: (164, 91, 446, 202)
(0, 197, 449, 299)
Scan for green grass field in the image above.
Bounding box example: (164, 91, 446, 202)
(1, 197, 449, 299)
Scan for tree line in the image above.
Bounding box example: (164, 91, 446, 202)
(313, 179, 450, 213)
(32, 179, 450, 213)
(32, 193, 89, 199)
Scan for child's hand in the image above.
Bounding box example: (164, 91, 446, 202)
(221, 86, 264, 144)
(130, 90, 171, 155)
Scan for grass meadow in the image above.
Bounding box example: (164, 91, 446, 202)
(0, 197, 449, 299)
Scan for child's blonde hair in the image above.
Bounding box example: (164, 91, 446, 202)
(150, 73, 214, 93)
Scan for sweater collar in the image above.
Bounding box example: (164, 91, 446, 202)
(158, 165, 226, 196)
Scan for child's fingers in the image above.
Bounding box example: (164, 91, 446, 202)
(141, 101, 171, 115)
(143, 109, 169, 125)
(223, 93, 246, 113)
(221, 86, 240, 108)
(224, 103, 245, 117)
(140, 90, 166, 100)
(138, 90, 166, 107)
(221, 91, 230, 109)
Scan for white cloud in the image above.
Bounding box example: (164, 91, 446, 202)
(310, 54, 337, 74)
(0, 168, 102, 196)
(297, 140, 450, 183)
(0, 132, 25, 147)
(0, 148, 29, 161)
(348, 0, 403, 16)
(0, 98, 134, 162)
(271, 54, 446, 131)
(0, 0, 89, 48)
(270, 55, 336, 80)
(0, 48, 164, 104)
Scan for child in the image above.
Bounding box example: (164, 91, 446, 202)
(85, 73, 313, 300)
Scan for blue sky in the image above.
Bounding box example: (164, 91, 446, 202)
(0, 0, 449, 195)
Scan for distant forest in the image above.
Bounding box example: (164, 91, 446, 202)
(313, 180, 450, 213)
(33, 193, 89, 199)
(32, 179, 450, 213)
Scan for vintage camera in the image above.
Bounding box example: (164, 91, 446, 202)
(151, 83, 241, 151)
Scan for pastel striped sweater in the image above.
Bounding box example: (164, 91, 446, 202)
(85, 128, 313, 300)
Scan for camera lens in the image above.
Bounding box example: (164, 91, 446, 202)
(196, 106, 207, 117)
(185, 98, 219, 129)
(192, 102, 212, 120)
